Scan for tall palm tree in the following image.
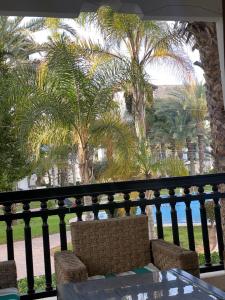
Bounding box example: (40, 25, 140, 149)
(178, 22, 224, 173)
(13, 38, 134, 187)
(173, 21, 225, 249)
(78, 6, 193, 141)
(179, 22, 225, 242)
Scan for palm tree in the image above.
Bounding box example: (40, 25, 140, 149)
(13, 38, 134, 188)
(0, 16, 45, 66)
(78, 6, 193, 141)
(178, 22, 224, 173)
(147, 96, 196, 174)
(179, 22, 225, 241)
(174, 83, 208, 173)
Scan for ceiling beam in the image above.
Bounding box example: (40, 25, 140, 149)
(0, 0, 222, 20)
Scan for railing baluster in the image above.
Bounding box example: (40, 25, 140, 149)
(154, 190, 164, 239)
(58, 198, 67, 251)
(184, 187, 195, 251)
(124, 193, 131, 216)
(23, 201, 35, 295)
(76, 196, 83, 221)
(139, 191, 146, 214)
(198, 186, 211, 266)
(108, 194, 115, 218)
(169, 188, 180, 246)
(4, 202, 14, 260)
(92, 195, 99, 220)
(212, 184, 224, 264)
(41, 200, 52, 292)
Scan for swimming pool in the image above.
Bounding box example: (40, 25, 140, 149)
(150, 201, 201, 224)
(98, 201, 202, 224)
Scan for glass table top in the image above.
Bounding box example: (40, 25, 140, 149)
(58, 269, 225, 300)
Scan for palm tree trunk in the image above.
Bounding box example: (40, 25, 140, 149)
(197, 133, 205, 174)
(160, 143, 166, 159)
(177, 147, 183, 160)
(186, 137, 195, 175)
(170, 139, 176, 157)
(132, 83, 155, 237)
(133, 86, 146, 141)
(187, 22, 225, 241)
(70, 151, 77, 185)
(59, 166, 68, 187)
(78, 142, 93, 220)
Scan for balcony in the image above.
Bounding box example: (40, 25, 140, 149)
(0, 172, 225, 299)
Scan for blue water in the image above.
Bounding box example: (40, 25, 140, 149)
(151, 201, 201, 224)
(98, 201, 202, 224)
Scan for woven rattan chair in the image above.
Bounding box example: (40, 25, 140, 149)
(55, 215, 199, 284)
(0, 260, 17, 289)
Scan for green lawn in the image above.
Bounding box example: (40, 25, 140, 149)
(0, 214, 73, 245)
(163, 225, 203, 250)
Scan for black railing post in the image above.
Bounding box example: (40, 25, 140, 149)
(154, 190, 164, 239)
(108, 194, 115, 218)
(124, 193, 131, 216)
(169, 188, 180, 246)
(139, 191, 146, 214)
(58, 198, 67, 251)
(23, 201, 35, 295)
(199, 186, 211, 266)
(4, 202, 14, 260)
(75, 196, 83, 221)
(41, 200, 52, 292)
(92, 195, 99, 220)
(212, 184, 224, 265)
(184, 187, 195, 251)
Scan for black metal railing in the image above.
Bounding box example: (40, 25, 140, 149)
(0, 172, 225, 299)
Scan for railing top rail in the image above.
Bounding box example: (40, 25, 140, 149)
(0, 172, 225, 204)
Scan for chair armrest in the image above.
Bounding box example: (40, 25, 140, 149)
(0, 261, 17, 289)
(151, 239, 199, 277)
(54, 251, 88, 284)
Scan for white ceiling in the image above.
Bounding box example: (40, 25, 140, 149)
(0, 0, 222, 20)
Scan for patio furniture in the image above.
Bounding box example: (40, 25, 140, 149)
(55, 215, 199, 285)
(0, 260, 19, 300)
(57, 268, 225, 300)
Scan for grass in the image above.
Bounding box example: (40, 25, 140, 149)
(163, 225, 203, 250)
(0, 214, 73, 245)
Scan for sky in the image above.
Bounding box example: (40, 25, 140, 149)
(147, 46, 204, 85)
(33, 20, 204, 86)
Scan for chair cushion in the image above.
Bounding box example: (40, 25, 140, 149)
(0, 288, 19, 300)
(88, 263, 159, 280)
(70, 215, 150, 276)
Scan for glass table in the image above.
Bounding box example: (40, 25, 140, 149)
(57, 268, 225, 299)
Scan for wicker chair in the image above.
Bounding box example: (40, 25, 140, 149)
(0, 260, 17, 289)
(55, 215, 199, 284)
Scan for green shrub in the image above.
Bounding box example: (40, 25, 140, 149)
(198, 252, 220, 265)
(18, 274, 56, 294)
